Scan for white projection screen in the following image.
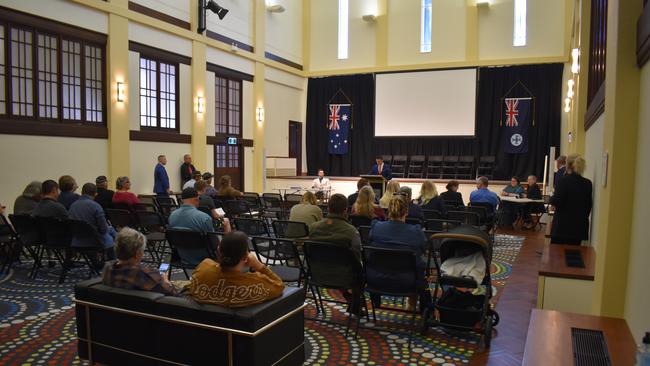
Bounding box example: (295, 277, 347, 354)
(374, 68, 477, 137)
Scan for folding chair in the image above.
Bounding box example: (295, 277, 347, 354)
(35, 217, 73, 283)
(272, 220, 309, 239)
(165, 229, 218, 279)
(135, 210, 167, 263)
(8, 214, 43, 278)
(250, 236, 302, 283)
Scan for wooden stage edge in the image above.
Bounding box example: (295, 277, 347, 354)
(267, 176, 510, 185)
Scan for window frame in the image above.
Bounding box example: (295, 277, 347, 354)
(213, 73, 243, 138)
(138, 54, 180, 132)
(420, 0, 433, 53)
(0, 16, 107, 126)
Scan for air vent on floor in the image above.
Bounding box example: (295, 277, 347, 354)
(571, 327, 612, 366)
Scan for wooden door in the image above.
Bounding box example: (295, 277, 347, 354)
(288, 121, 303, 175)
(214, 144, 243, 190)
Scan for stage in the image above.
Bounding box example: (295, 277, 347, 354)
(265, 176, 510, 201)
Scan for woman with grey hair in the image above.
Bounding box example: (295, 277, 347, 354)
(102, 228, 178, 295)
(14, 181, 42, 215)
(111, 176, 140, 207)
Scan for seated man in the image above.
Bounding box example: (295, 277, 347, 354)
(309, 193, 362, 260)
(469, 176, 500, 216)
(69, 183, 117, 261)
(202, 172, 218, 197)
(189, 231, 285, 307)
(398, 186, 423, 221)
(347, 178, 370, 208)
(168, 187, 216, 265)
(195, 180, 232, 233)
(32, 180, 68, 220)
(94, 176, 114, 210)
(58, 175, 80, 210)
(311, 169, 331, 200)
(102, 228, 179, 295)
(522, 175, 545, 229)
(183, 171, 202, 190)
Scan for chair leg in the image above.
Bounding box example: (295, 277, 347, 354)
(29, 246, 44, 279)
(308, 285, 322, 314)
(408, 298, 417, 349)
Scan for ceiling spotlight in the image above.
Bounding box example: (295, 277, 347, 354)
(197, 0, 228, 33)
(362, 14, 377, 22)
(266, 4, 285, 13)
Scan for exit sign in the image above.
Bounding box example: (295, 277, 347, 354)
(227, 137, 237, 145)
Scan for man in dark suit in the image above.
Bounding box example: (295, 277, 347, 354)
(180, 154, 196, 185)
(553, 155, 566, 190)
(94, 176, 114, 210)
(370, 156, 392, 180)
(154, 155, 172, 196)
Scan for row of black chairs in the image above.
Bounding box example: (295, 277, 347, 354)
(379, 155, 496, 180)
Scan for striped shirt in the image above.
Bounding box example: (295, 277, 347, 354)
(102, 261, 178, 296)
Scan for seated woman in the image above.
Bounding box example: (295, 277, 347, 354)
(351, 186, 385, 221)
(439, 180, 464, 206)
(379, 180, 400, 209)
(217, 175, 243, 200)
(189, 231, 285, 308)
(14, 181, 42, 215)
(501, 176, 524, 197)
(416, 180, 445, 214)
(520, 175, 545, 229)
(368, 196, 428, 310)
(102, 228, 179, 295)
(289, 191, 323, 227)
(112, 176, 140, 208)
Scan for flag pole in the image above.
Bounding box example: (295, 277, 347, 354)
(542, 155, 548, 195)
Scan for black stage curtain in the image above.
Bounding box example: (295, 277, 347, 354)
(306, 64, 563, 180)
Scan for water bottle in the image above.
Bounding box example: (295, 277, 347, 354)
(637, 332, 650, 366)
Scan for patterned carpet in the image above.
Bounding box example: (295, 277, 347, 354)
(0, 234, 524, 365)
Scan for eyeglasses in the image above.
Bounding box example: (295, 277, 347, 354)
(392, 192, 407, 197)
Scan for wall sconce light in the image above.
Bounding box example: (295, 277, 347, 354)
(117, 82, 125, 102)
(476, 0, 491, 8)
(571, 48, 580, 74)
(266, 4, 285, 13)
(362, 14, 377, 22)
(256, 107, 264, 123)
(567, 79, 575, 99)
(197, 96, 205, 114)
(564, 97, 571, 113)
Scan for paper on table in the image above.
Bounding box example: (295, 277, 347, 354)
(216, 208, 226, 216)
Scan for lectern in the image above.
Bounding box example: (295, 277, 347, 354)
(361, 175, 387, 198)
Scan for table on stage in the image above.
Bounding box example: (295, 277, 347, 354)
(500, 196, 545, 204)
(274, 187, 331, 198)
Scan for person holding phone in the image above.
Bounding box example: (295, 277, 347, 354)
(102, 228, 179, 295)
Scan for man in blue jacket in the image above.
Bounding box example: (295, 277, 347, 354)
(370, 156, 392, 180)
(154, 155, 172, 196)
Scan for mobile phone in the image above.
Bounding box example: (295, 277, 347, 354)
(159, 263, 170, 274)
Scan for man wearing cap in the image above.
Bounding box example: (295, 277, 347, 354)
(95, 176, 114, 210)
(202, 172, 218, 197)
(154, 155, 172, 197)
(168, 188, 216, 266)
(183, 171, 202, 190)
(180, 154, 196, 185)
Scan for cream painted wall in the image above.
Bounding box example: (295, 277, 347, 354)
(583, 114, 604, 248)
(624, 64, 650, 341)
(131, 0, 190, 22)
(129, 141, 191, 194)
(560, 62, 572, 155)
(266, 0, 302, 64)
(128, 22, 192, 57)
(243, 81, 254, 140)
(244, 147, 254, 192)
(478, 0, 566, 60)
(128, 51, 141, 131)
(309, 0, 377, 71)
(264, 80, 305, 157)
(0, 136, 108, 214)
(206, 0, 254, 48)
(206, 47, 255, 75)
(387, 0, 467, 65)
(1, 0, 108, 34)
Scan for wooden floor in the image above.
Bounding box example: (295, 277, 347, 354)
(470, 227, 546, 366)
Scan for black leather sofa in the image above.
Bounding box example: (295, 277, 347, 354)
(74, 278, 306, 366)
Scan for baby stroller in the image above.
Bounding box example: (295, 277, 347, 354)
(421, 225, 499, 348)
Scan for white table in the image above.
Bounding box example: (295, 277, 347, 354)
(500, 196, 545, 204)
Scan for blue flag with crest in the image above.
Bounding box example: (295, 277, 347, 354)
(501, 98, 531, 154)
(328, 104, 350, 155)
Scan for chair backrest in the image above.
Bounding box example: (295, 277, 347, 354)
(241, 193, 261, 208)
(424, 219, 462, 231)
(106, 209, 137, 229)
(0, 214, 17, 242)
(348, 215, 372, 228)
(165, 229, 217, 267)
(197, 206, 212, 217)
(358, 225, 371, 245)
(154, 196, 177, 208)
(284, 193, 302, 203)
(444, 155, 459, 163)
(479, 155, 495, 163)
(272, 220, 309, 238)
(35, 217, 72, 248)
(468, 201, 494, 214)
(380, 155, 393, 164)
(69, 219, 104, 248)
(260, 196, 282, 209)
(8, 214, 40, 246)
(250, 236, 298, 263)
(157, 203, 178, 221)
(422, 209, 442, 220)
(466, 205, 487, 222)
(428, 155, 443, 164)
(137, 195, 156, 205)
(223, 200, 251, 218)
(447, 210, 480, 226)
(135, 211, 166, 232)
(410, 155, 425, 163)
(363, 246, 419, 296)
(459, 156, 474, 163)
(134, 203, 158, 213)
(405, 217, 422, 226)
(233, 218, 270, 236)
(262, 192, 283, 202)
(303, 241, 363, 289)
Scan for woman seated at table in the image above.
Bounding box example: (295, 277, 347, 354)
(501, 176, 524, 197)
(519, 175, 546, 229)
(351, 186, 385, 221)
(379, 180, 400, 209)
(416, 180, 445, 214)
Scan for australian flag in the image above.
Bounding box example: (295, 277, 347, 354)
(328, 104, 351, 155)
(501, 98, 531, 154)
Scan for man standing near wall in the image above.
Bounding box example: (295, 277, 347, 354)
(154, 155, 172, 197)
(180, 154, 196, 185)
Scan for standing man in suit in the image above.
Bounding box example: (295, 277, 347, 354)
(553, 155, 567, 191)
(180, 154, 196, 185)
(370, 156, 392, 180)
(154, 155, 172, 197)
